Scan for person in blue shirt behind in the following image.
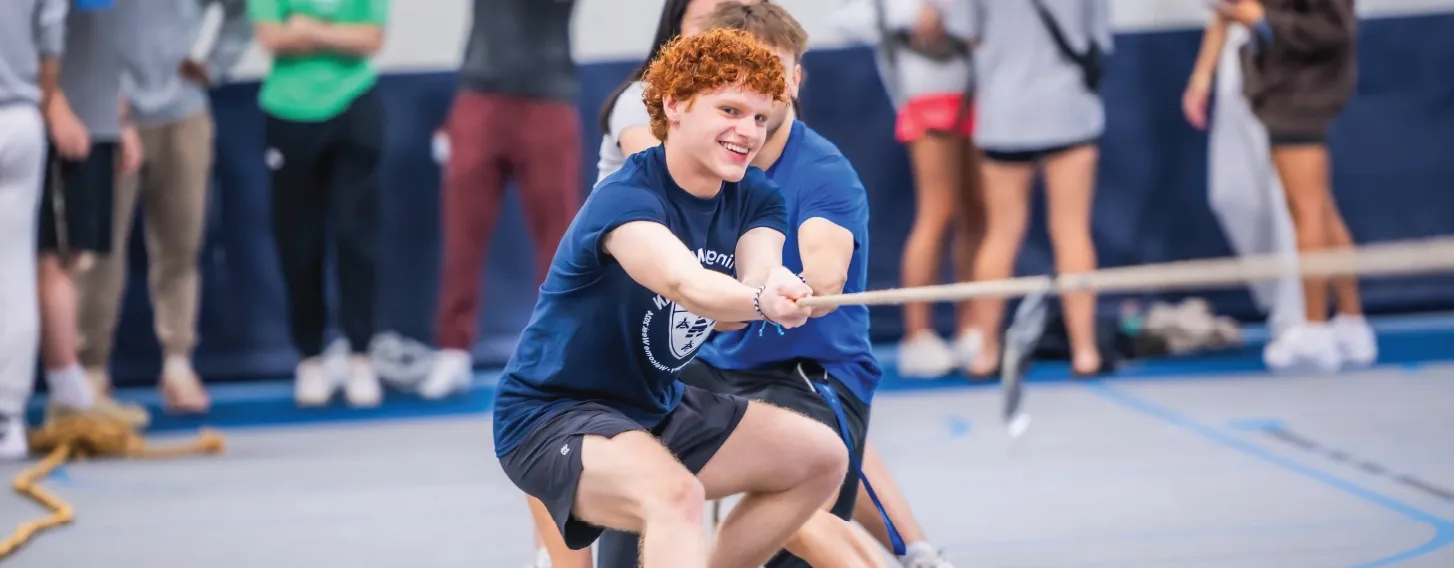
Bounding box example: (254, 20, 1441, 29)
(597, 3, 958, 568)
(492, 28, 851, 568)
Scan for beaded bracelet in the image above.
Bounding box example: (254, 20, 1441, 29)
(752, 285, 785, 336)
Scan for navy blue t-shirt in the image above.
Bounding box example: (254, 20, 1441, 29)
(696, 121, 883, 404)
(492, 144, 789, 457)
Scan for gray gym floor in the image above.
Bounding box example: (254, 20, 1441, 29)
(3, 366, 1452, 568)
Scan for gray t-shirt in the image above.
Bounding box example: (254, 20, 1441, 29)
(966, 0, 1113, 151)
(594, 80, 654, 185)
(59, 7, 124, 139)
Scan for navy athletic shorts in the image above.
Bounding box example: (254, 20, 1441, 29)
(497, 383, 749, 550)
(596, 359, 872, 568)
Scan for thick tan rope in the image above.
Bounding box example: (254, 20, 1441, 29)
(1, 413, 226, 560)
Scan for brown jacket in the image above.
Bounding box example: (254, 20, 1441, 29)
(1240, 0, 1358, 135)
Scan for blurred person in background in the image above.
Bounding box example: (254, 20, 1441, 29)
(845, 0, 987, 380)
(960, 0, 1111, 379)
(0, 0, 92, 459)
(1188, 0, 1375, 373)
(74, 0, 252, 416)
(248, 0, 389, 408)
(421, 0, 582, 401)
(36, 0, 155, 437)
(594, 0, 744, 182)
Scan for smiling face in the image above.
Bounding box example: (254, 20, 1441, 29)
(663, 84, 776, 181)
(643, 28, 788, 183)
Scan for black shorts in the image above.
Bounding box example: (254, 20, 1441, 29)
(497, 384, 749, 551)
(982, 137, 1098, 164)
(596, 360, 872, 568)
(39, 142, 116, 254)
(1268, 129, 1326, 147)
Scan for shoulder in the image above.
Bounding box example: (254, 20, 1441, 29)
(612, 82, 650, 114)
(798, 128, 868, 196)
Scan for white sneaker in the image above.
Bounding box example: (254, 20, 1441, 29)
(901, 544, 956, 568)
(897, 332, 956, 378)
(1331, 314, 1378, 368)
(951, 329, 984, 377)
(344, 355, 383, 408)
(418, 349, 473, 400)
(295, 356, 338, 407)
(0, 414, 28, 461)
(1263, 324, 1342, 374)
(529, 547, 552, 568)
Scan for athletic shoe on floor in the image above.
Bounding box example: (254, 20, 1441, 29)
(295, 356, 337, 407)
(1330, 314, 1378, 368)
(418, 349, 472, 400)
(1263, 323, 1342, 374)
(897, 332, 956, 378)
(344, 355, 383, 408)
(0, 414, 26, 461)
(901, 542, 956, 568)
(951, 329, 984, 377)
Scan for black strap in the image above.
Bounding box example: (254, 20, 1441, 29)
(1028, 0, 1102, 93)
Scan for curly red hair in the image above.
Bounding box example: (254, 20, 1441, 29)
(641, 28, 788, 141)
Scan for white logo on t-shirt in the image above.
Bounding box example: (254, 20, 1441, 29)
(639, 248, 728, 371)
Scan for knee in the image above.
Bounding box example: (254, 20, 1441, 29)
(795, 423, 851, 491)
(640, 470, 706, 524)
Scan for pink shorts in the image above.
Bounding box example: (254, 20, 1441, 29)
(895, 93, 975, 143)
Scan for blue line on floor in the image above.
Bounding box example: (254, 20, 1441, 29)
(1086, 382, 1454, 568)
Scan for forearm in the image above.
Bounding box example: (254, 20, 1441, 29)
(1191, 14, 1230, 83)
(673, 268, 768, 324)
(39, 59, 68, 116)
(256, 25, 318, 55)
(310, 24, 383, 56)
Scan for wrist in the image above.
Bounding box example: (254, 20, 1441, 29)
(753, 285, 776, 324)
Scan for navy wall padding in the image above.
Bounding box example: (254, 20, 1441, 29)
(103, 14, 1454, 386)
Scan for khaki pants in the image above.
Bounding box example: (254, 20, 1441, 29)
(76, 110, 213, 369)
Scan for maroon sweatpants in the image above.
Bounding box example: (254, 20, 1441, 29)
(435, 91, 582, 350)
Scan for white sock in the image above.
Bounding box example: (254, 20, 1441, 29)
(46, 364, 95, 410)
(163, 355, 194, 378)
(533, 547, 552, 568)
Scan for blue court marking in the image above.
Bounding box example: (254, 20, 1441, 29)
(1087, 382, 1454, 568)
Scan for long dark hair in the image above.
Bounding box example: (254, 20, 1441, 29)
(596, 0, 700, 133)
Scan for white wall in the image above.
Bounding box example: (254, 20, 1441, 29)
(227, 0, 1454, 80)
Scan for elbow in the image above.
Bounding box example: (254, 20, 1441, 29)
(805, 272, 847, 298)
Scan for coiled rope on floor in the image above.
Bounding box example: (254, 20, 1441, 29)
(1, 412, 226, 559)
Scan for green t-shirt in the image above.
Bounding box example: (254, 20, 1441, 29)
(248, 0, 389, 122)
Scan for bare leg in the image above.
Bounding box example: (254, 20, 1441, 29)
(1322, 196, 1363, 316)
(695, 401, 849, 568)
(966, 159, 1036, 376)
(784, 510, 889, 568)
(38, 254, 82, 371)
(1270, 144, 1334, 323)
(530, 496, 593, 568)
(953, 141, 987, 334)
(900, 134, 963, 336)
(573, 431, 709, 568)
(1042, 144, 1101, 374)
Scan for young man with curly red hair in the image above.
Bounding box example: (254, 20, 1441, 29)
(492, 28, 850, 568)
